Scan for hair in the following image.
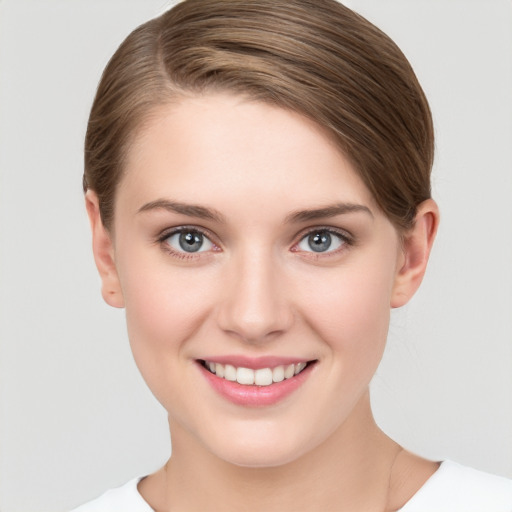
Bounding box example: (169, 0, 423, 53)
(84, 0, 434, 231)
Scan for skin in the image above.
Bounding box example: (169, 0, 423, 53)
(87, 93, 439, 511)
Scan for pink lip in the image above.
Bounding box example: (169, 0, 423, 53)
(197, 360, 316, 407)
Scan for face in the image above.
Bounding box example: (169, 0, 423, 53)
(104, 94, 407, 467)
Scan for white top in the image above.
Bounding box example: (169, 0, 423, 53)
(71, 460, 512, 512)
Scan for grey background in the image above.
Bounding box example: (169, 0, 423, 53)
(0, 1, 511, 510)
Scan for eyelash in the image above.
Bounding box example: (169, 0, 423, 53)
(157, 226, 219, 260)
(156, 226, 354, 260)
(292, 227, 354, 258)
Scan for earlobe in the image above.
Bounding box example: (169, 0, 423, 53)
(391, 199, 439, 308)
(85, 190, 125, 308)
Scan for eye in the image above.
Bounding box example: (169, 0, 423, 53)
(164, 229, 214, 253)
(296, 229, 346, 253)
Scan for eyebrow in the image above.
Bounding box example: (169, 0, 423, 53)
(285, 203, 373, 223)
(137, 199, 225, 223)
(137, 199, 372, 224)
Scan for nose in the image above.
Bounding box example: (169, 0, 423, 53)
(216, 249, 293, 343)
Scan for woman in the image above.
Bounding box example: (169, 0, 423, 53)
(72, 0, 512, 510)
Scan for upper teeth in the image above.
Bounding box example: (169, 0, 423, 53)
(206, 361, 307, 386)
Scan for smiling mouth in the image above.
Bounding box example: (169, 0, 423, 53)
(200, 360, 315, 386)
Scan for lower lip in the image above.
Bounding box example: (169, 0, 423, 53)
(198, 362, 315, 407)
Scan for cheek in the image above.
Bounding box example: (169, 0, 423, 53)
(118, 244, 215, 333)
(115, 251, 216, 397)
(296, 257, 397, 368)
(123, 272, 199, 343)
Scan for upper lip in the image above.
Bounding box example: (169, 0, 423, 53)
(198, 355, 315, 370)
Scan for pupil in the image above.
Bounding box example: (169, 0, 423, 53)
(309, 232, 331, 252)
(179, 231, 203, 252)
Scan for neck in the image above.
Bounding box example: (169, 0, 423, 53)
(145, 392, 403, 512)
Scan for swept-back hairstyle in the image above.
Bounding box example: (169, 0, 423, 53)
(84, 0, 433, 231)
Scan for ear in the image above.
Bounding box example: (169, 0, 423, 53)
(85, 190, 125, 308)
(391, 199, 439, 308)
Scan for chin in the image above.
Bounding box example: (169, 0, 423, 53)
(203, 424, 318, 469)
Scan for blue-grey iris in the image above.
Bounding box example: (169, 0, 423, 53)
(179, 231, 204, 252)
(308, 231, 332, 252)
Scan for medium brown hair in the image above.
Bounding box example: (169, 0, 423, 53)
(84, 0, 434, 231)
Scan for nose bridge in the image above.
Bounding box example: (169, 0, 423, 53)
(217, 245, 292, 342)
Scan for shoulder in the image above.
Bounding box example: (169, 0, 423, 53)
(70, 477, 153, 512)
(399, 460, 512, 512)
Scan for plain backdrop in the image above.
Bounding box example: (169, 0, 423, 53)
(0, 0, 511, 510)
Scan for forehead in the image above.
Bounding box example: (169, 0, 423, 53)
(119, 93, 378, 217)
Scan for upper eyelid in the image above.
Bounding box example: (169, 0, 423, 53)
(157, 225, 216, 242)
(295, 225, 353, 242)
